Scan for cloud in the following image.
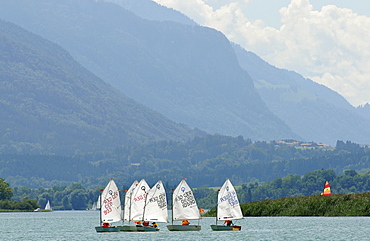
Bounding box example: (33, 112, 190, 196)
(152, 0, 370, 106)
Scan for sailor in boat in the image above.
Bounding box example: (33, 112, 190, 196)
(134, 221, 142, 226)
(143, 221, 149, 227)
(102, 222, 111, 227)
(182, 220, 190, 225)
(151, 222, 158, 228)
(224, 220, 233, 226)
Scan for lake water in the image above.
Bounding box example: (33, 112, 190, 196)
(0, 211, 369, 240)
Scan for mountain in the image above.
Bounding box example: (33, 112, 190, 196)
(0, 19, 202, 154)
(104, 0, 197, 25)
(232, 44, 370, 145)
(108, 0, 370, 145)
(0, 0, 299, 142)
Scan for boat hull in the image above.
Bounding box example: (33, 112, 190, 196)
(95, 226, 120, 232)
(167, 224, 201, 231)
(210, 225, 241, 231)
(119, 225, 138, 232)
(136, 225, 159, 232)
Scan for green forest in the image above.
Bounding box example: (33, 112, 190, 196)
(3, 167, 370, 211)
(2, 135, 369, 190)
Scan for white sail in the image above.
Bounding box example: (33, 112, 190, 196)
(130, 179, 150, 221)
(172, 179, 200, 221)
(100, 179, 122, 223)
(45, 200, 52, 210)
(143, 180, 168, 223)
(217, 179, 243, 221)
(96, 195, 101, 209)
(123, 180, 138, 222)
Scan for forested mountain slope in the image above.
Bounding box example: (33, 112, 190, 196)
(109, 0, 370, 146)
(0, 19, 202, 154)
(0, 0, 299, 142)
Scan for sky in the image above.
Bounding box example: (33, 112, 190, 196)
(150, 0, 370, 107)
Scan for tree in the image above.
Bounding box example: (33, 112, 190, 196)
(0, 178, 13, 200)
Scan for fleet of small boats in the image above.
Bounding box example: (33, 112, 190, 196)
(94, 178, 244, 233)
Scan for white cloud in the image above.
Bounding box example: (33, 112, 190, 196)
(151, 0, 370, 106)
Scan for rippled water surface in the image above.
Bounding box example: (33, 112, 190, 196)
(0, 211, 369, 240)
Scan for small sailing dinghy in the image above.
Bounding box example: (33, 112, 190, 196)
(95, 179, 121, 232)
(167, 179, 201, 231)
(120, 180, 139, 232)
(210, 179, 243, 231)
(44, 200, 52, 211)
(321, 181, 331, 195)
(137, 180, 168, 232)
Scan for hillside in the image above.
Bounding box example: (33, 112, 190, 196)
(233, 44, 370, 146)
(0, 19, 202, 154)
(110, 0, 370, 146)
(0, 0, 299, 142)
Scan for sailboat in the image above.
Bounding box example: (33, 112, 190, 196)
(321, 181, 331, 195)
(137, 180, 168, 232)
(44, 200, 52, 211)
(167, 179, 201, 231)
(95, 179, 121, 232)
(119, 180, 139, 232)
(210, 179, 243, 231)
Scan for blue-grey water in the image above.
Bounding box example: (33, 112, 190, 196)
(0, 211, 368, 240)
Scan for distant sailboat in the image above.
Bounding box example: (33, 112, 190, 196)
(45, 200, 52, 211)
(167, 179, 201, 231)
(321, 181, 331, 195)
(210, 179, 243, 231)
(95, 180, 121, 232)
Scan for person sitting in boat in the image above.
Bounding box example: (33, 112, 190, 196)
(224, 220, 233, 226)
(151, 222, 158, 228)
(182, 220, 190, 225)
(143, 221, 149, 226)
(102, 222, 110, 227)
(134, 221, 142, 225)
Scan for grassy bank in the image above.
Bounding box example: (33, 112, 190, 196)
(206, 192, 370, 216)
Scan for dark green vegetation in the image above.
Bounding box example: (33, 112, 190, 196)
(8, 167, 370, 213)
(0, 19, 201, 155)
(199, 168, 370, 210)
(204, 192, 370, 217)
(0, 178, 38, 211)
(240, 193, 370, 216)
(2, 135, 369, 189)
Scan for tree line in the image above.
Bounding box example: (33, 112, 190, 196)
(2, 135, 369, 191)
(4, 167, 370, 211)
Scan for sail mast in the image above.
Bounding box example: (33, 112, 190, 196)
(99, 189, 103, 226)
(141, 185, 148, 222)
(171, 188, 174, 224)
